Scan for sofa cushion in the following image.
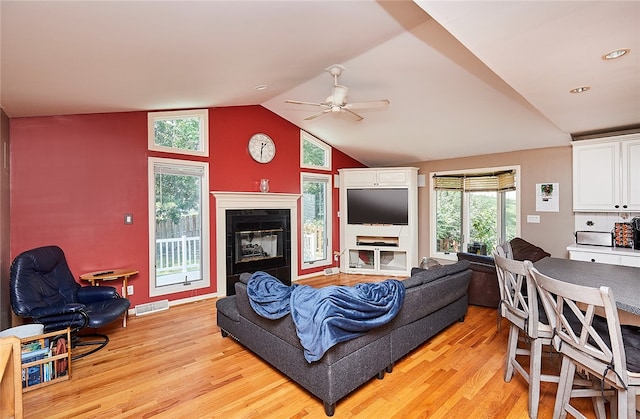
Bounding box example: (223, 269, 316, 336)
(403, 271, 429, 288)
(510, 237, 550, 262)
(404, 260, 470, 288)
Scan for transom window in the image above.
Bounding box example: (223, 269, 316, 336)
(148, 109, 209, 157)
(430, 166, 520, 258)
(300, 131, 331, 170)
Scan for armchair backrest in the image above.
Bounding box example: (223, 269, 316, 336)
(9, 245, 80, 317)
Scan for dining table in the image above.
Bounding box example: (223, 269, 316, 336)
(533, 257, 640, 317)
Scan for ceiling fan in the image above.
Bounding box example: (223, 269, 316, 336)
(285, 64, 390, 121)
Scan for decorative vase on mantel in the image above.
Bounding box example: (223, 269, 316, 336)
(260, 179, 270, 193)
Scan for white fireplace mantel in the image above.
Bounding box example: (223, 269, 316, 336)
(211, 191, 300, 296)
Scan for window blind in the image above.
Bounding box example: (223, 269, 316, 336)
(153, 162, 204, 177)
(433, 170, 516, 192)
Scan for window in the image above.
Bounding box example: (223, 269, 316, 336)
(301, 173, 332, 268)
(430, 166, 519, 258)
(148, 109, 209, 157)
(300, 131, 331, 170)
(148, 157, 210, 296)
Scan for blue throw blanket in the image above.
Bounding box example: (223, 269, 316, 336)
(246, 271, 297, 319)
(246, 271, 405, 363)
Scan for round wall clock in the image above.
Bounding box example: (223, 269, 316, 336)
(248, 133, 276, 163)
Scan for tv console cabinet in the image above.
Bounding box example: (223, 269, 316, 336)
(339, 167, 418, 276)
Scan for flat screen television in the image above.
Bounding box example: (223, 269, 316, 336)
(346, 188, 409, 225)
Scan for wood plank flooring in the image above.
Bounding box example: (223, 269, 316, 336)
(22, 274, 600, 418)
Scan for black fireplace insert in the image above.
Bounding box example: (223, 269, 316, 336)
(225, 209, 291, 295)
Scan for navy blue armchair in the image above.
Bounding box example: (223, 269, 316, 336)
(9, 245, 130, 359)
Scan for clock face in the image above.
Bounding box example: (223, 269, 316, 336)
(248, 133, 276, 163)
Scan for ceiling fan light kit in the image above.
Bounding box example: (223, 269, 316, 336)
(285, 64, 389, 121)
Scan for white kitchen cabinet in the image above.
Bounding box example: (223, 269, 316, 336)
(567, 244, 640, 267)
(572, 133, 640, 212)
(569, 250, 621, 265)
(620, 255, 640, 268)
(339, 167, 418, 275)
(621, 138, 640, 211)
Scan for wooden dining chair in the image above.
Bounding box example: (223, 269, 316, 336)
(529, 263, 639, 419)
(493, 248, 557, 418)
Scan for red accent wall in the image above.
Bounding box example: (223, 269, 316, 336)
(9, 106, 364, 307)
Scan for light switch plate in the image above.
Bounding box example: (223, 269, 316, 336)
(527, 215, 541, 223)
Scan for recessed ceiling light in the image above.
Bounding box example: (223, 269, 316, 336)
(255, 84, 268, 91)
(602, 48, 630, 60)
(570, 86, 591, 94)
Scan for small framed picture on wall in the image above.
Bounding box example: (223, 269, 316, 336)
(536, 182, 559, 212)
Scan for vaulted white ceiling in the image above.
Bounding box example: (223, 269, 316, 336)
(2, 1, 638, 166)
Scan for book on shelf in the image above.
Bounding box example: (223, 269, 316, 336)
(21, 347, 50, 388)
(21, 338, 49, 353)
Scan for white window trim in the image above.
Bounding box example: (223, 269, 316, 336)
(148, 157, 210, 297)
(148, 109, 209, 157)
(301, 172, 333, 269)
(300, 131, 331, 171)
(429, 165, 520, 260)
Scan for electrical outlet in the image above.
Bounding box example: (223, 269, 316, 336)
(127, 285, 134, 295)
(324, 267, 340, 275)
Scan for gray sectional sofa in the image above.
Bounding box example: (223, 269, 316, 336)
(216, 260, 471, 416)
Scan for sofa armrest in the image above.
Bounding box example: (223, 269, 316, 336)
(456, 252, 495, 266)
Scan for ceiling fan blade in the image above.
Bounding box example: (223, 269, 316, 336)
(285, 99, 325, 107)
(345, 99, 390, 110)
(304, 109, 331, 121)
(343, 108, 364, 122)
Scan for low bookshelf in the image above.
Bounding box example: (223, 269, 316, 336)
(20, 328, 71, 392)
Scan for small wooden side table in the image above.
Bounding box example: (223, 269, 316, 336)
(80, 268, 138, 327)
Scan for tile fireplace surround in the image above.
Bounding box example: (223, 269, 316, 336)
(211, 192, 300, 296)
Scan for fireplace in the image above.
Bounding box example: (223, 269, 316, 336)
(225, 209, 291, 295)
(212, 192, 300, 297)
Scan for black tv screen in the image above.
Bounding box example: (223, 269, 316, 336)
(346, 188, 409, 225)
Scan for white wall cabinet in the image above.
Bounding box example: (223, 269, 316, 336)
(339, 167, 418, 276)
(572, 133, 640, 212)
(341, 168, 412, 187)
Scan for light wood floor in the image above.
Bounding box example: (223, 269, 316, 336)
(22, 274, 600, 418)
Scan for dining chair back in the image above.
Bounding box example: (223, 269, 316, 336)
(529, 264, 639, 419)
(493, 248, 554, 418)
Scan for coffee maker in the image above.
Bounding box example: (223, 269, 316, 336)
(632, 217, 640, 250)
